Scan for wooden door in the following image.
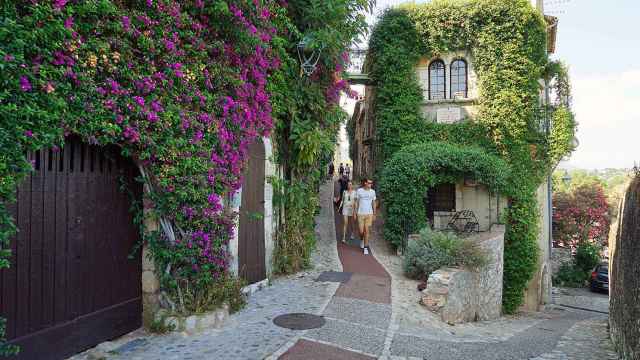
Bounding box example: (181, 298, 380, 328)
(0, 137, 142, 360)
(238, 140, 266, 284)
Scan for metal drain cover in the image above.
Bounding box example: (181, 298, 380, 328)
(273, 313, 326, 330)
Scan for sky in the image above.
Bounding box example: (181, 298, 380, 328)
(341, 0, 640, 170)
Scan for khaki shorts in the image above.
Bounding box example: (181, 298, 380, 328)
(357, 214, 374, 232)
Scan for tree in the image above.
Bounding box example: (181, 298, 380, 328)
(553, 183, 611, 248)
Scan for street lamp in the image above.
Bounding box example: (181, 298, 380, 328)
(297, 36, 322, 76)
(561, 170, 572, 185)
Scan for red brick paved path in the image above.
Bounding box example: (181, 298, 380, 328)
(280, 339, 376, 360)
(279, 180, 392, 360)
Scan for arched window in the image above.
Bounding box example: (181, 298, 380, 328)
(450, 59, 468, 98)
(428, 60, 446, 100)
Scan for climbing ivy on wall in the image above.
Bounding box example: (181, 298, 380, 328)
(368, 0, 576, 313)
(267, 0, 372, 274)
(379, 142, 510, 247)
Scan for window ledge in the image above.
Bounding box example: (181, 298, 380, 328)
(423, 97, 478, 105)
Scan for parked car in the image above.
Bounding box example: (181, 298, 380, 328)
(590, 263, 609, 292)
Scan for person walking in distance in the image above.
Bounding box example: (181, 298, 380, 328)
(353, 178, 377, 255)
(345, 164, 351, 179)
(328, 162, 335, 179)
(338, 181, 356, 243)
(338, 163, 345, 177)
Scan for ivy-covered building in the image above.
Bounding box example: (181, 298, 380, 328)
(348, 0, 574, 313)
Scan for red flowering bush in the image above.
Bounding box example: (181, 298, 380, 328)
(553, 183, 611, 248)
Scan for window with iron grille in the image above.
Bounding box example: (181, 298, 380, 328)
(429, 60, 446, 100)
(450, 59, 467, 98)
(427, 183, 456, 212)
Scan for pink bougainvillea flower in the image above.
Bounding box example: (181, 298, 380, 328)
(133, 96, 145, 107)
(146, 111, 159, 123)
(64, 16, 74, 29)
(121, 16, 131, 31)
(4, 54, 14, 62)
(151, 100, 163, 113)
(122, 126, 140, 143)
(19, 76, 31, 92)
(24, 130, 33, 138)
(191, 130, 204, 144)
(164, 39, 176, 52)
(52, 0, 68, 11)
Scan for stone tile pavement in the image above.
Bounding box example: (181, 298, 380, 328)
(71, 180, 342, 360)
(70, 179, 620, 360)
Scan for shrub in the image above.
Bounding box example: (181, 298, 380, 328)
(575, 242, 601, 273)
(403, 227, 488, 280)
(179, 274, 246, 315)
(553, 263, 588, 287)
(553, 242, 601, 288)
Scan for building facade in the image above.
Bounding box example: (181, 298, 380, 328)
(349, 0, 558, 311)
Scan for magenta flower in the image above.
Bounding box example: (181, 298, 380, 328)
(53, 0, 68, 11)
(164, 39, 176, 52)
(121, 16, 131, 31)
(151, 100, 163, 113)
(24, 130, 33, 138)
(146, 111, 159, 123)
(19, 76, 31, 92)
(133, 96, 145, 107)
(64, 16, 74, 29)
(4, 54, 14, 62)
(191, 130, 204, 144)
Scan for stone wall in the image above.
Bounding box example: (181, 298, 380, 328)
(550, 247, 572, 276)
(522, 181, 552, 311)
(609, 175, 640, 360)
(141, 202, 161, 328)
(421, 225, 504, 324)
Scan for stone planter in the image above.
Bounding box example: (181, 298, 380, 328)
(420, 224, 505, 324)
(155, 304, 230, 335)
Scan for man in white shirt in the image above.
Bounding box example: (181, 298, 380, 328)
(353, 178, 377, 255)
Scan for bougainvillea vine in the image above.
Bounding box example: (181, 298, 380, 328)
(1, 0, 280, 312)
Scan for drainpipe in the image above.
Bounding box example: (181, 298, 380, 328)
(545, 80, 553, 253)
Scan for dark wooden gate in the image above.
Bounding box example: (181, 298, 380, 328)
(238, 140, 266, 284)
(0, 137, 142, 360)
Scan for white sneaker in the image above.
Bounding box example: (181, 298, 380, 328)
(360, 240, 364, 249)
(363, 247, 369, 255)
(341, 237, 346, 243)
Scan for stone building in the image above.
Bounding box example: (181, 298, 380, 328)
(349, 0, 558, 312)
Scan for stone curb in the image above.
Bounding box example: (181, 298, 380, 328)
(156, 304, 230, 335)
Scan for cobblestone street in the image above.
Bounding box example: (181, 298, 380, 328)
(72, 180, 619, 360)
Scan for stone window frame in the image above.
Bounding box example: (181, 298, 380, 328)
(428, 59, 446, 100)
(450, 58, 468, 99)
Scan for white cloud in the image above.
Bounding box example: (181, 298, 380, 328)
(563, 70, 640, 169)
